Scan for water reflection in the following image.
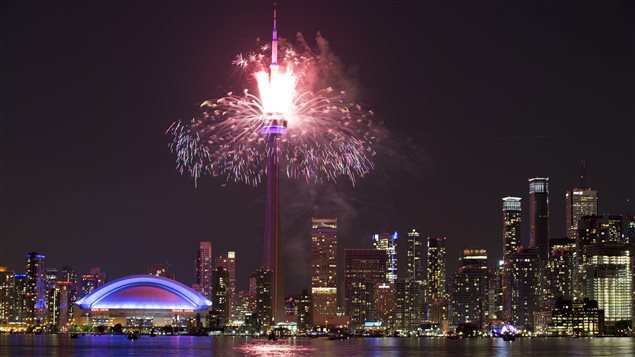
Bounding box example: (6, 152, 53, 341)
(236, 339, 316, 356)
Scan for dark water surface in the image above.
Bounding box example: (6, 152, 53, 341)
(1, 335, 633, 356)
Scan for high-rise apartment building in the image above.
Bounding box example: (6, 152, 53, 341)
(427, 236, 448, 323)
(0, 267, 14, 323)
(196, 242, 213, 301)
(502, 197, 521, 321)
(25, 252, 46, 327)
(215, 252, 237, 322)
(529, 178, 550, 260)
(211, 267, 230, 326)
(544, 238, 576, 310)
(395, 229, 424, 332)
(344, 249, 386, 327)
(578, 215, 632, 324)
(373, 231, 398, 284)
(510, 247, 541, 328)
(255, 267, 273, 329)
(450, 249, 489, 327)
(311, 218, 338, 318)
(565, 189, 598, 240)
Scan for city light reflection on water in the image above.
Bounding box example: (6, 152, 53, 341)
(236, 340, 316, 356)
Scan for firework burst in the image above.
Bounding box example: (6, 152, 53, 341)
(167, 35, 382, 186)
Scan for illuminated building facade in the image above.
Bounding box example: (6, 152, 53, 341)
(375, 282, 394, 327)
(80, 267, 107, 299)
(211, 267, 229, 325)
(311, 218, 338, 319)
(529, 177, 550, 260)
(25, 252, 46, 327)
(548, 298, 604, 336)
(427, 236, 448, 323)
(578, 215, 632, 323)
(510, 247, 541, 329)
(450, 249, 489, 327)
(395, 229, 424, 332)
(59, 266, 78, 324)
(147, 264, 175, 280)
(565, 188, 598, 240)
(297, 289, 312, 330)
(255, 267, 273, 329)
(344, 249, 386, 327)
(215, 251, 237, 322)
(502, 197, 521, 321)
(75, 275, 212, 328)
(196, 242, 213, 301)
(373, 231, 398, 284)
(0, 268, 13, 324)
(544, 238, 576, 310)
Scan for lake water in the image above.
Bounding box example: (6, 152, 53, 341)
(1, 335, 633, 356)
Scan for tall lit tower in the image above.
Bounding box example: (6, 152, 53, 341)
(261, 4, 287, 323)
(529, 177, 550, 260)
(311, 218, 338, 318)
(196, 242, 213, 301)
(426, 236, 447, 324)
(373, 232, 398, 283)
(502, 197, 521, 322)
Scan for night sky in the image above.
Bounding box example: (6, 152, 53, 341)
(1, 1, 633, 295)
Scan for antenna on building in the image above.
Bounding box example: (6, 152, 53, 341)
(580, 160, 590, 189)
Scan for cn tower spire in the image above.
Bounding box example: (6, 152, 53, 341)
(272, 2, 278, 64)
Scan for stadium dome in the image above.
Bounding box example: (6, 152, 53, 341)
(76, 275, 212, 310)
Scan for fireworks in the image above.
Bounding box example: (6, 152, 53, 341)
(167, 35, 381, 186)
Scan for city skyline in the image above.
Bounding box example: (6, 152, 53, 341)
(2, 0, 634, 299)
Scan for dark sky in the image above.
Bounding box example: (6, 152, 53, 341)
(1, 1, 633, 295)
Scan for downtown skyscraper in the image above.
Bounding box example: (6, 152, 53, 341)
(565, 188, 598, 240)
(344, 249, 386, 328)
(25, 252, 46, 327)
(426, 236, 448, 324)
(450, 249, 490, 327)
(195, 242, 213, 301)
(529, 177, 550, 260)
(373, 231, 398, 284)
(395, 229, 424, 332)
(310, 218, 338, 321)
(502, 197, 521, 321)
(215, 252, 237, 322)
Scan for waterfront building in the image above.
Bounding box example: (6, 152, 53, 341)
(375, 282, 394, 328)
(297, 289, 312, 331)
(544, 238, 576, 310)
(510, 247, 541, 329)
(502, 197, 521, 321)
(344, 249, 386, 328)
(427, 237, 448, 323)
(394, 229, 424, 332)
(25, 252, 46, 327)
(450, 249, 489, 327)
(80, 267, 107, 299)
(311, 218, 338, 320)
(211, 267, 230, 326)
(255, 267, 273, 329)
(215, 252, 237, 322)
(75, 275, 211, 328)
(529, 178, 550, 260)
(195, 242, 213, 301)
(565, 188, 598, 241)
(373, 231, 398, 284)
(548, 298, 604, 336)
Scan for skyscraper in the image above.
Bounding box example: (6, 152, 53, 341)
(373, 231, 398, 283)
(215, 252, 237, 322)
(196, 242, 213, 301)
(311, 218, 338, 319)
(25, 252, 46, 327)
(427, 236, 448, 323)
(255, 267, 273, 329)
(529, 177, 550, 260)
(450, 249, 489, 327)
(544, 238, 576, 310)
(0, 267, 14, 324)
(395, 229, 424, 332)
(211, 266, 230, 326)
(502, 197, 521, 321)
(565, 189, 598, 240)
(510, 247, 541, 329)
(297, 289, 312, 331)
(578, 215, 632, 324)
(344, 249, 386, 327)
(79, 267, 106, 299)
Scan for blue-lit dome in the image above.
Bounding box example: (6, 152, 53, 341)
(76, 275, 212, 310)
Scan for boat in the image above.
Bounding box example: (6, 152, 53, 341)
(327, 333, 348, 340)
(267, 331, 278, 341)
(502, 333, 516, 342)
(70, 333, 80, 339)
(127, 332, 140, 340)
